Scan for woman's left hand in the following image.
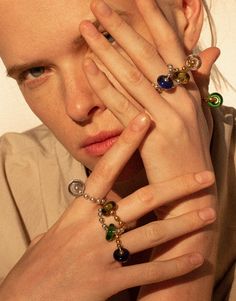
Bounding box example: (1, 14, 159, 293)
(80, 0, 218, 201)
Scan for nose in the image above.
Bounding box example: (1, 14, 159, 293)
(63, 70, 105, 124)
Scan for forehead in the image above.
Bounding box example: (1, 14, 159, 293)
(0, 0, 134, 66)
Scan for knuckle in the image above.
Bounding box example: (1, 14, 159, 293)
(177, 174, 196, 195)
(118, 123, 143, 145)
(115, 98, 132, 115)
(97, 73, 111, 91)
(125, 68, 144, 85)
(139, 42, 158, 62)
(144, 222, 164, 245)
(173, 257, 187, 276)
(95, 160, 115, 183)
(145, 264, 159, 281)
(183, 211, 203, 231)
(136, 186, 155, 208)
(112, 16, 126, 32)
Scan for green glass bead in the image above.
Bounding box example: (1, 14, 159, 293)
(173, 71, 190, 85)
(207, 92, 223, 108)
(102, 201, 117, 216)
(106, 224, 117, 241)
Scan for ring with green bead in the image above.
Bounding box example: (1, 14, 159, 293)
(205, 92, 223, 108)
(68, 179, 129, 263)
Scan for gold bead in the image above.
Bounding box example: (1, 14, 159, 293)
(114, 216, 120, 222)
(173, 71, 190, 85)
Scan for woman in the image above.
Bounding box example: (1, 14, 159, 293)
(0, 0, 235, 300)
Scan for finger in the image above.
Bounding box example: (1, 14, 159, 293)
(84, 113, 150, 199)
(80, 20, 174, 121)
(117, 171, 215, 223)
(90, 0, 167, 82)
(135, 0, 186, 66)
(84, 58, 140, 127)
(118, 207, 216, 255)
(113, 253, 204, 290)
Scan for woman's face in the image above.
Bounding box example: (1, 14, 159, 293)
(0, 0, 172, 172)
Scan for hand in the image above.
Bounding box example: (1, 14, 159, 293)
(80, 1, 219, 299)
(0, 113, 216, 301)
(80, 0, 219, 211)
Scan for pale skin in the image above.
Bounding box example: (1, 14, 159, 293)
(0, 0, 220, 300)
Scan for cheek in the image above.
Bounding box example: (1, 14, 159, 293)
(20, 80, 101, 169)
(20, 78, 74, 146)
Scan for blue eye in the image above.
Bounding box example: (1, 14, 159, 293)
(103, 32, 115, 43)
(28, 66, 45, 78)
(18, 66, 50, 86)
(19, 66, 46, 83)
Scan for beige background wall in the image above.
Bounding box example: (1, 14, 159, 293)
(0, 0, 236, 136)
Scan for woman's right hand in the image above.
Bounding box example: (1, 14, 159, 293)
(0, 113, 216, 301)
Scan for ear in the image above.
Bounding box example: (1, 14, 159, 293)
(181, 0, 204, 51)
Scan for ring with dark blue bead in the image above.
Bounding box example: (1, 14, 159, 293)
(113, 248, 130, 263)
(153, 54, 202, 93)
(157, 75, 174, 90)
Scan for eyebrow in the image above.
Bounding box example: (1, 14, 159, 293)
(6, 9, 129, 79)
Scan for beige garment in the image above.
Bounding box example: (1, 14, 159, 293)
(0, 106, 235, 300)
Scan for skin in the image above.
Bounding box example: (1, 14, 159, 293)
(0, 0, 220, 300)
(0, 0, 147, 174)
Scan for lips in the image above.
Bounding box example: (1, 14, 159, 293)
(82, 131, 121, 156)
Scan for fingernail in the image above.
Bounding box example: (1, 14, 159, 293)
(95, 1, 112, 16)
(84, 59, 98, 75)
(189, 253, 204, 267)
(131, 114, 149, 131)
(198, 207, 216, 222)
(81, 22, 98, 37)
(195, 171, 214, 184)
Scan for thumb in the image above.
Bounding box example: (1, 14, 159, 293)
(193, 47, 221, 96)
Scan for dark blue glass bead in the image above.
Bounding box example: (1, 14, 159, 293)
(113, 248, 130, 263)
(157, 75, 174, 90)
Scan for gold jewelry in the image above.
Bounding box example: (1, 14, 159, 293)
(68, 179, 130, 263)
(153, 54, 202, 92)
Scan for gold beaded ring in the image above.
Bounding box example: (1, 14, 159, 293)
(68, 179, 130, 263)
(153, 54, 202, 93)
